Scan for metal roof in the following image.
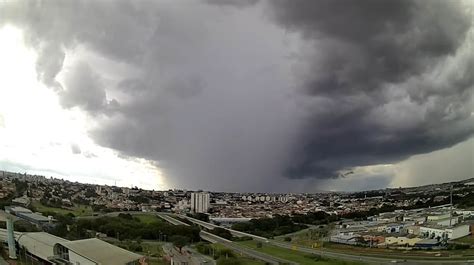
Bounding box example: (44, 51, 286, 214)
(17, 232, 69, 261)
(17, 212, 50, 222)
(57, 238, 143, 264)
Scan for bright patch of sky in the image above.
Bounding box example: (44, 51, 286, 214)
(0, 25, 166, 189)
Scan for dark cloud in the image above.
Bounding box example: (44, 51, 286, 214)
(269, 0, 474, 179)
(1, 0, 473, 191)
(70, 144, 81, 155)
(59, 61, 110, 112)
(204, 0, 259, 8)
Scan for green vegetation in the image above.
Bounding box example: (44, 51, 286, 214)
(134, 214, 162, 224)
(231, 214, 308, 238)
(276, 226, 330, 248)
(75, 213, 201, 242)
(195, 242, 265, 265)
(210, 227, 233, 240)
(291, 212, 339, 225)
(187, 212, 210, 222)
(32, 201, 93, 216)
(171, 235, 190, 252)
(141, 242, 165, 257)
(454, 235, 474, 245)
(237, 241, 363, 265)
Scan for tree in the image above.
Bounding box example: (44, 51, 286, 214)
(170, 235, 189, 252)
(211, 227, 233, 240)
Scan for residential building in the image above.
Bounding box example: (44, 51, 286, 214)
(190, 192, 210, 213)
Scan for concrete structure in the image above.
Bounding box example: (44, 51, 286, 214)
(190, 192, 210, 213)
(53, 238, 143, 265)
(6, 216, 16, 259)
(419, 224, 470, 240)
(427, 213, 450, 221)
(17, 232, 69, 263)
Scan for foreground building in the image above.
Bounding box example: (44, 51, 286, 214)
(0, 228, 143, 265)
(52, 238, 143, 265)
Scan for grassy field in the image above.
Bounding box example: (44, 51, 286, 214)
(142, 241, 165, 257)
(195, 243, 266, 265)
(237, 241, 363, 265)
(32, 201, 94, 216)
(134, 214, 163, 224)
(276, 226, 330, 248)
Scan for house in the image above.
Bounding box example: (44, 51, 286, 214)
(384, 236, 423, 247)
(362, 235, 385, 245)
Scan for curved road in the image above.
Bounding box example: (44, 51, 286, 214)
(79, 211, 474, 264)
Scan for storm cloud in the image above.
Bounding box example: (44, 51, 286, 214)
(0, 0, 473, 191)
(268, 0, 474, 179)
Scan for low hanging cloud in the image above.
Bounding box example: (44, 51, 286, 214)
(1, 0, 473, 191)
(268, 0, 474, 179)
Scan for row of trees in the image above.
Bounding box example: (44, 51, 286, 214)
(231, 214, 308, 238)
(46, 212, 200, 245)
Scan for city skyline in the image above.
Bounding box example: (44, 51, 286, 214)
(0, 0, 473, 193)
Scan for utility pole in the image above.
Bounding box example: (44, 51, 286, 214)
(449, 185, 453, 227)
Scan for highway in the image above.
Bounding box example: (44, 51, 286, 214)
(178, 214, 269, 241)
(157, 213, 190, 226)
(176, 214, 474, 265)
(157, 214, 295, 265)
(80, 212, 474, 264)
(268, 240, 474, 265)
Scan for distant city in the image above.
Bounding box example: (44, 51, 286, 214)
(0, 170, 473, 264)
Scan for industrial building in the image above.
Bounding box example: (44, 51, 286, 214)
(0, 228, 143, 264)
(52, 238, 143, 265)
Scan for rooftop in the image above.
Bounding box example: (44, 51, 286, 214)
(17, 232, 69, 261)
(57, 238, 143, 264)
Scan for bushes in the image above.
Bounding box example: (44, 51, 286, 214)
(210, 227, 233, 240)
(196, 243, 236, 260)
(231, 214, 307, 238)
(76, 216, 201, 242)
(284, 236, 292, 242)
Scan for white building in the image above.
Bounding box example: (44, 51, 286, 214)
(190, 192, 210, 213)
(175, 199, 190, 211)
(53, 238, 143, 264)
(419, 224, 470, 240)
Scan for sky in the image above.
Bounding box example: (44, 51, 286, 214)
(0, 0, 473, 192)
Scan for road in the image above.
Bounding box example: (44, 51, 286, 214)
(176, 214, 474, 265)
(158, 214, 295, 265)
(178, 214, 269, 241)
(269, 240, 474, 265)
(80, 211, 474, 264)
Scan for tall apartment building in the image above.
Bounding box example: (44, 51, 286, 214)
(190, 192, 210, 213)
